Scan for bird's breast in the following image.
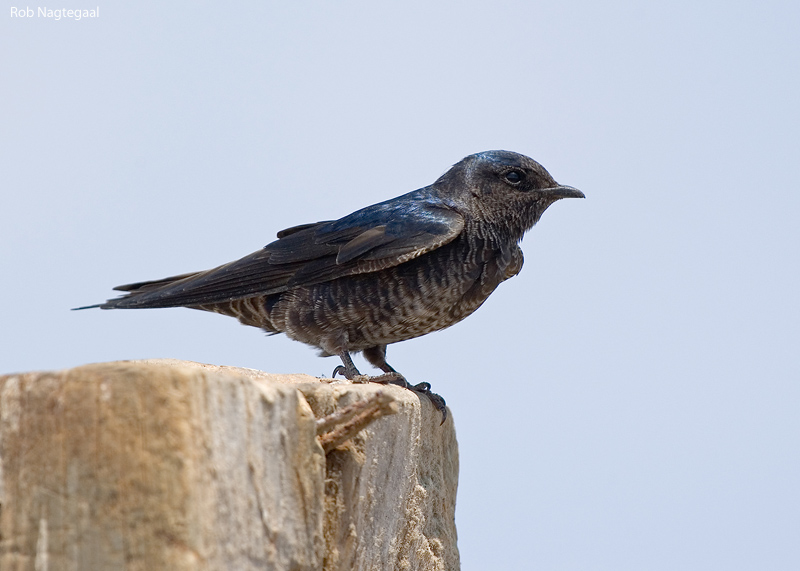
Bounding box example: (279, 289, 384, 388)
(264, 236, 518, 351)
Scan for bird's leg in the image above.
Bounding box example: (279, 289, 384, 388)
(362, 345, 413, 387)
(363, 345, 448, 423)
(333, 342, 448, 423)
(362, 344, 395, 374)
(332, 350, 368, 382)
(332, 349, 403, 385)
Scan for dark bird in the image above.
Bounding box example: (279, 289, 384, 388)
(76, 150, 584, 419)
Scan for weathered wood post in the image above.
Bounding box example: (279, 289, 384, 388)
(0, 360, 459, 570)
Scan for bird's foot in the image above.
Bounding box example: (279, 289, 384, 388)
(332, 366, 446, 423)
(333, 366, 404, 386)
(369, 377, 447, 424)
(407, 382, 448, 424)
(332, 364, 368, 382)
(372, 375, 448, 424)
(362, 371, 410, 388)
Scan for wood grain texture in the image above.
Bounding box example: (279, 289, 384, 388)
(0, 360, 459, 571)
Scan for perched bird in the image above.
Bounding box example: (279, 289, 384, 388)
(77, 150, 583, 418)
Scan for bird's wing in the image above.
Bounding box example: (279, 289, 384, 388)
(99, 190, 465, 309)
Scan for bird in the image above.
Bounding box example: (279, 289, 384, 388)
(76, 150, 584, 419)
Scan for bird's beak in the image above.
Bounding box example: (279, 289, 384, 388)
(544, 185, 585, 199)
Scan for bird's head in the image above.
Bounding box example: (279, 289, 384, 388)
(437, 150, 584, 241)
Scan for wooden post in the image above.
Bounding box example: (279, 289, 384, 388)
(0, 360, 459, 570)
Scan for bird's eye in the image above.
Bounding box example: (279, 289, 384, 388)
(504, 170, 524, 185)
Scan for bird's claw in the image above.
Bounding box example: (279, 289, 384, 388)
(332, 365, 381, 384)
(408, 382, 448, 424)
(365, 372, 409, 388)
(333, 366, 446, 424)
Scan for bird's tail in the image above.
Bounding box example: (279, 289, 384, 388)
(72, 271, 203, 310)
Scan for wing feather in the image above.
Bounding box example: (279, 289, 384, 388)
(97, 188, 465, 309)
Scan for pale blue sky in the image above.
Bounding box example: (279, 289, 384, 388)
(2, 2, 799, 569)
